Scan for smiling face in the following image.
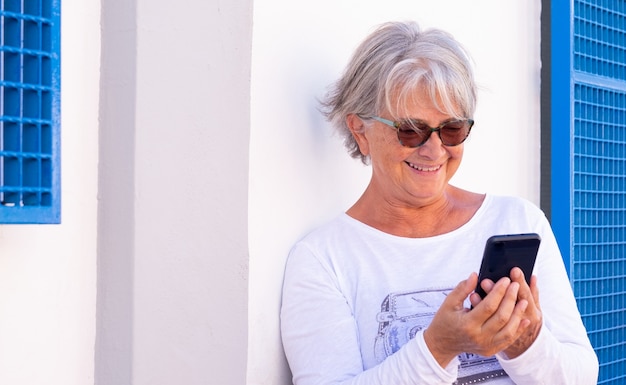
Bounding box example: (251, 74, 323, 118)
(349, 89, 466, 209)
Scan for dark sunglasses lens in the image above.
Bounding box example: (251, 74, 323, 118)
(396, 121, 430, 147)
(439, 121, 470, 146)
(395, 119, 472, 147)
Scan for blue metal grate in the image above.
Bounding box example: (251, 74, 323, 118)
(572, 1, 626, 383)
(574, 0, 626, 80)
(573, 84, 626, 384)
(0, 0, 60, 223)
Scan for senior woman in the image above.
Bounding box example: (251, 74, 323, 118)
(280, 21, 598, 384)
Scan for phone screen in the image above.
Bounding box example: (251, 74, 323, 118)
(475, 233, 541, 299)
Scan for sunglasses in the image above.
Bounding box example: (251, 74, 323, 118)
(361, 115, 474, 148)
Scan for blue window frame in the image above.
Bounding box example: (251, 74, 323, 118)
(550, 0, 626, 383)
(0, 0, 60, 223)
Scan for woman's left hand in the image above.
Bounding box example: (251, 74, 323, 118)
(470, 267, 543, 358)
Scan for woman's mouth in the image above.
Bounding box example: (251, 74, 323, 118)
(406, 162, 441, 172)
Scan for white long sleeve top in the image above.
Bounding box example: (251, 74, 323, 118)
(281, 194, 599, 384)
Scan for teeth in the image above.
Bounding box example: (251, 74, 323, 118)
(408, 162, 440, 172)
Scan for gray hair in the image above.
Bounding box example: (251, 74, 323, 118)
(320, 21, 477, 164)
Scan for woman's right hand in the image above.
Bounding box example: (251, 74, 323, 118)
(422, 273, 531, 368)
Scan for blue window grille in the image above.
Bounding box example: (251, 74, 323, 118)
(0, 0, 60, 223)
(552, 1, 626, 383)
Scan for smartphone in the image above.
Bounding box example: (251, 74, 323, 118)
(474, 233, 541, 299)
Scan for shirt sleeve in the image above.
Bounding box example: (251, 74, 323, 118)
(495, 218, 599, 384)
(280, 242, 459, 385)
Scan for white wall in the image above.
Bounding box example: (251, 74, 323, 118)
(96, 1, 253, 385)
(248, 1, 541, 383)
(0, 1, 100, 384)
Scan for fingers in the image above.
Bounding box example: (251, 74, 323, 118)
(424, 273, 480, 367)
(470, 277, 495, 308)
(469, 292, 482, 308)
(509, 267, 526, 286)
(530, 275, 541, 309)
(461, 268, 545, 358)
(431, 273, 537, 360)
(446, 273, 478, 310)
(481, 281, 523, 331)
(471, 276, 511, 318)
(503, 299, 532, 342)
(497, 268, 543, 358)
(471, 280, 533, 356)
(509, 268, 541, 311)
(480, 278, 496, 294)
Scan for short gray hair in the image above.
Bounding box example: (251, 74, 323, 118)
(320, 21, 477, 164)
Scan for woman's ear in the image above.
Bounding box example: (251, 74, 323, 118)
(346, 114, 370, 156)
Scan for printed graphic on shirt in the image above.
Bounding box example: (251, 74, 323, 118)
(374, 288, 508, 384)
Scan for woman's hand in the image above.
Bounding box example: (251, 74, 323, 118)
(501, 268, 543, 358)
(470, 268, 543, 358)
(423, 271, 538, 368)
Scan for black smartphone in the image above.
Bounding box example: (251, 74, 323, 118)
(474, 233, 541, 299)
